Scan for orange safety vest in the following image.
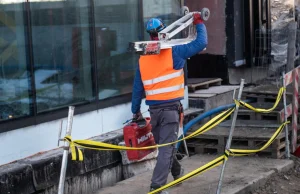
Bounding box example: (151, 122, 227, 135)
(139, 48, 184, 101)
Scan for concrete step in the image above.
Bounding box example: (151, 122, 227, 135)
(188, 85, 239, 112)
(184, 108, 204, 116)
(183, 108, 204, 126)
(95, 154, 293, 194)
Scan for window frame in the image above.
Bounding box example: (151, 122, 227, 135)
(0, 0, 183, 133)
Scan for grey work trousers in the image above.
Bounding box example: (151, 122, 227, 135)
(149, 101, 182, 189)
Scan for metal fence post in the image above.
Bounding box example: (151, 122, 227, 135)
(282, 72, 291, 158)
(216, 79, 245, 194)
(58, 106, 75, 194)
(292, 67, 300, 152)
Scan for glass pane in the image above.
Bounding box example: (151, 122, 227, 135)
(0, 0, 31, 121)
(94, 1, 139, 100)
(30, 0, 94, 113)
(143, 0, 182, 40)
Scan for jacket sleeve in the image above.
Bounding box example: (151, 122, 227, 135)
(131, 64, 144, 114)
(172, 23, 208, 67)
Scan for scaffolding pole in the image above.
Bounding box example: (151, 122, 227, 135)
(216, 79, 245, 194)
(58, 106, 75, 194)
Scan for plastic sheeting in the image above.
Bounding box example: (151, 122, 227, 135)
(270, 0, 295, 71)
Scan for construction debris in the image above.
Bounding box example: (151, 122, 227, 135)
(271, 0, 293, 24)
(270, 0, 295, 72)
(252, 156, 300, 194)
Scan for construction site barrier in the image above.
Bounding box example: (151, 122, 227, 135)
(148, 153, 229, 194)
(64, 107, 235, 161)
(285, 66, 300, 152)
(229, 121, 289, 156)
(149, 121, 289, 194)
(59, 78, 292, 194)
(64, 86, 286, 162)
(236, 87, 285, 113)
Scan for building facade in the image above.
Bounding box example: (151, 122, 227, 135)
(0, 0, 185, 165)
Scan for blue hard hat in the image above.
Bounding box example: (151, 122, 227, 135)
(146, 18, 166, 34)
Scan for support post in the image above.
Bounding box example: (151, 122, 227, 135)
(216, 79, 245, 194)
(287, 22, 297, 72)
(58, 106, 75, 194)
(292, 68, 299, 152)
(182, 133, 189, 157)
(282, 72, 291, 158)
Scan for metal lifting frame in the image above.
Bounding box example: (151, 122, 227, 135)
(128, 8, 210, 54)
(158, 12, 197, 41)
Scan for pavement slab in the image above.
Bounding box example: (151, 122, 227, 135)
(95, 155, 294, 194)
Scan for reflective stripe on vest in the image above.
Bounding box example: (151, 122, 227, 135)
(145, 83, 184, 96)
(143, 70, 184, 86)
(139, 48, 184, 101)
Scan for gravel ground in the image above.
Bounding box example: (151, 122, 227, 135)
(251, 156, 300, 194)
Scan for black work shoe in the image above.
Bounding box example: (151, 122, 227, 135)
(150, 187, 169, 194)
(173, 168, 184, 186)
(173, 168, 184, 181)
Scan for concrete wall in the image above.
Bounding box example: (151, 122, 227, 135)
(0, 87, 189, 166)
(185, 0, 226, 55)
(0, 129, 125, 194)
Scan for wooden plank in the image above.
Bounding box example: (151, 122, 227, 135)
(187, 78, 222, 92)
(187, 78, 220, 85)
(186, 133, 286, 158)
(219, 120, 281, 128)
(189, 125, 287, 139)
(188, 93, 216, 98)
(193, 85, 239, 94)
(243, 85, 293, 96)
(233, 110, 281, 123)
(241, 102, 285, 111)
(243, 94, 290, 104)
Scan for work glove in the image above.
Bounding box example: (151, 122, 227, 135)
(132, 111, 143, 122)
(193, 13, 203, 25)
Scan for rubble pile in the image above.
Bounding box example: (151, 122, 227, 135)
(270, 0, 294, 71)
(271, 0, 293, 24)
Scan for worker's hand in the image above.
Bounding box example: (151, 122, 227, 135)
(193, 13, 203, 25)
(132, 112, 143, 122)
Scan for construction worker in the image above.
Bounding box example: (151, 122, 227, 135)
(131, 13, 207, 194)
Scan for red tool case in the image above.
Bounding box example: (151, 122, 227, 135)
(123, 118, 156, 161)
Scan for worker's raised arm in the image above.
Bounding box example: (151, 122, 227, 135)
(172, 13, 208, 61)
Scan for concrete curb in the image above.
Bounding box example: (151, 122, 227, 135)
(0, 129, 125, 194)
(233, 160, 294, 194)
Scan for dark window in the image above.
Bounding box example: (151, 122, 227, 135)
(94, 1, 139, 100)
(0, 0, 183, 130)
(29, 0, 94, 113)
(142, 0, 182, 40)
(0, 1, 32, 121)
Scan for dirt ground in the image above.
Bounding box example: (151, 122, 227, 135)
(251, 156, 300, 194)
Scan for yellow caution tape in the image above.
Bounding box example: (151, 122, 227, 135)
(62, 97, 289, 194)
(70, 141, 83, 161)
(64, 108, 235, 161)
(235, 87, 285, 113)
(150, 121, 289, 194)
(229, 121, 290, 156)
(186, 107, 235, 138)
(149, 150, 230, 194)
